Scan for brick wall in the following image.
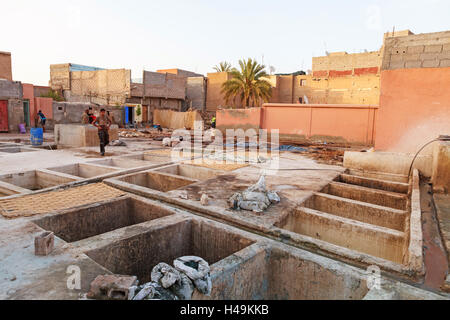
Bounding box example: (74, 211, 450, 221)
(381, 31, 450, 70)
(186, 77, 206, 110)
(143, 71, 186, 100)
(206, 72, 244, 110)
(313, 51, 382, 76)
(0, 80, 22, 99)
(157, 68, 203, 78)
(50, 64, 71, 90)
(0, 52, 12, 81)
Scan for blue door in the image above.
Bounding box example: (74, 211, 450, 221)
(125, 107, 130, 124)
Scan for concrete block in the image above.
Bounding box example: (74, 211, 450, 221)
(389, 54, 405, 63)
(405, 60, 422, 69)
(389, 61, 405, 69)
(422, 60, 440, 68)
(407, 46, 425, 54)
(404, 53, 421, 62)
(34, 231, 54, 256)
(87, 275, 138, 300)
(391, 47, 407, 54)
(420, 53, 439, 60)
(432, 141, 450, 194)
(424, 45, 443, 53)
(438, 52, 450, 60)
(344, 151, 433, 177)
(440, 59, 450, 68)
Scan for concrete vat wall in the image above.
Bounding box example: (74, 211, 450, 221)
(54, 124, 119, 147)
(432, 141, 450, 193)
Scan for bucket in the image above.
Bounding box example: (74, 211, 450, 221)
(18, 123, 26, 134)
(30, 127, 43, 146)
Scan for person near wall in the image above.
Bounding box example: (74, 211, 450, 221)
(211, 116, 216, 129)
(81, 109, 90, 124)
(37, 110, 47, 133)
(93, 108, 112, 156)
(88, 107, 96, 124)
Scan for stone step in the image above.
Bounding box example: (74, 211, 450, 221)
(339, 173, 410, 194)
(324, 181, 408, 210)
(293, 206, 407, 264)
(304, 192, 408, 231)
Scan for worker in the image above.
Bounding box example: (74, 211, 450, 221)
(93, 108, 112, 156)
(211, 116, 216, 129)
(88, 107, 96, 124)
(81, 109, 90, 124)
(37, 110, 47, 133)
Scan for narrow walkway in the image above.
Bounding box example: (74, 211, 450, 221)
(420, 182, 449, 292)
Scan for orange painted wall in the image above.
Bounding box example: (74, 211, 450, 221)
(262, 104, 377, 145)
(216, 108, 261, 131)
(22, 84, 53, 124)
(216, 104, 378, 145)
(375, 68, 450, 153)
(35, 97, 53, 119)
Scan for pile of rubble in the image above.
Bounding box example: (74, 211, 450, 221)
(118, 129, 147, 138)
(87, 256, 212, 300)
(229, 175, 280, 213)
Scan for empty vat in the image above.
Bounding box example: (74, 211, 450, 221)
(47, 163, 119, 179)
(0, 170, 77, 191)
(85, 219, 254, 282)
(33, 197, 174, 242)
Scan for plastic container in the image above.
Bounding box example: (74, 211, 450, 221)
(30, 127, 44, 146)
(18, 123, 26, 134)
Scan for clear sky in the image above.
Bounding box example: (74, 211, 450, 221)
(2, 0, 450, 85)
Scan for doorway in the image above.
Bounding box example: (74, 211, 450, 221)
(0, 100, 8, 132)
(23, 100, 30, 127)
(124, 106, 135, 128)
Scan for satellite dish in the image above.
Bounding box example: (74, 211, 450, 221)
(269, 66, 276, 75)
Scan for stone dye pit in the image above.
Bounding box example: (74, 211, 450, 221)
(0, 170, 78, 192)
(46, 163, 120, 179)
(1, 195, 441, 300)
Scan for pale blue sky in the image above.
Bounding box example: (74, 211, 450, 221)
(1, 0, 449, 85)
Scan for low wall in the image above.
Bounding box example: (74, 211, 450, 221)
(216, 104, 378, 145)
(153, 109, 202, 130)
(52, 102, 123, 127)
(216, 107, 261, 131)
(55, 124, 119, 147)
(432, 141, 450, 193)
(343, 151, 433, 177)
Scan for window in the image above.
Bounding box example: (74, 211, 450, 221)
(300, 79, 307, 86)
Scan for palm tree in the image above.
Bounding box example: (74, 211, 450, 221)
(213, 61, 232, 72)
(221, 58, 272, 108)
